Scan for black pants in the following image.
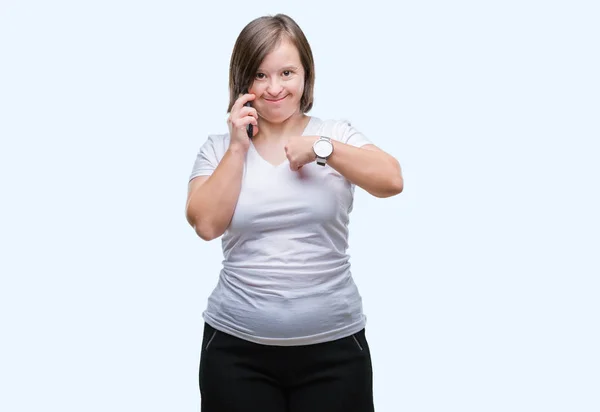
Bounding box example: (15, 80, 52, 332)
(199, 322, 375, 412)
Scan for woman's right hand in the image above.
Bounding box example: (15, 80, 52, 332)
(227, 93, 258, 150)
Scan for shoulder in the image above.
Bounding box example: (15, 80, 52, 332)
(197, 132, 231, 156)
(309, 117, 369, 146)
(309, 117, 351, 137)
(189, 132, 231, 180)
(203, 132, 230, 149)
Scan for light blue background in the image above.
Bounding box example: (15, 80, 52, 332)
(1, 0, 598, 411)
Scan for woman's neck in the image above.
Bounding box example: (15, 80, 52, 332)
(254, 112, 310, 143)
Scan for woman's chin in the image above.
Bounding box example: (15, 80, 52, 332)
(259, 111, 297, 125)
(259, 109, 302, 123)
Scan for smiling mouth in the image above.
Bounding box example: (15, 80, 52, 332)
(264, 95, 288, 103)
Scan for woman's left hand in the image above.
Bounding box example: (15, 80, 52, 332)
(285, 136, 318, 171)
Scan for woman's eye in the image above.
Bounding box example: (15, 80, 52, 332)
(283, 70, 291, 76)
(255, 73, 266, 79)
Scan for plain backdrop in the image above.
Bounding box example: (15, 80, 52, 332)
(1, 0, 598, 411)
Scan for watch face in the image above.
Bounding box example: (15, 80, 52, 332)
(314, 139, 333, 158)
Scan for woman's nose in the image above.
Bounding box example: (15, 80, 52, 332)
(266, 78, 283, 95)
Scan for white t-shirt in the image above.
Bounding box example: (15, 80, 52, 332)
(189, 116, 372, 346)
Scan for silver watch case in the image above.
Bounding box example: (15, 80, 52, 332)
(313, 136, 333, 166)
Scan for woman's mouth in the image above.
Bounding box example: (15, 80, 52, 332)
(264, 95, 288, 103)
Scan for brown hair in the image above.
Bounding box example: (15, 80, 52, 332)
(227, 14, 315, 113)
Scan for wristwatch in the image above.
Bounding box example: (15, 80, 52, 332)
(313, 136, 334, 166)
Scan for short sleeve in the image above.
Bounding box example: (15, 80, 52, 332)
(189, 134, 229, 181)
(335, 120, 372, 148)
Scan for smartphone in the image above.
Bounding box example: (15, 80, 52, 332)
(242, 88, 253, 138)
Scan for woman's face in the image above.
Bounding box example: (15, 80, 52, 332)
(249, 37, 305, 123)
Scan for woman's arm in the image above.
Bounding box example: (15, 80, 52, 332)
(327, 142, 403, 198)
(185, 144, 247, 241)
(285, 136, 403, 198)
(186, 93, 258, 241)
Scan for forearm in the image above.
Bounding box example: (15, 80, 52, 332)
(186, 145, 247, 240)
(327, 141, 403, 198)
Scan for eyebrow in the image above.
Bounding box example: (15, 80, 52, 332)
(256, 65, 300, 72)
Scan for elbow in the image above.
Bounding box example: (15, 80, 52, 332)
(195, 226, 219, 241)
(383, 158, 403, 197)
(193, 220, 222, 241)
(193, 218, 223, 241)
(186, 211, 221, 241)
(377, 176, 403, 198)
(391, 176, 404, 195)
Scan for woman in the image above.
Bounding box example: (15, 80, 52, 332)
(186, 13, 403, 412)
